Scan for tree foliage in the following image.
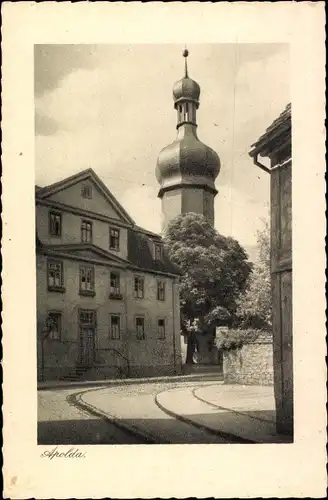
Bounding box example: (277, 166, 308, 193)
(236, 218, 272, 330)
(164, 213, 253, 343)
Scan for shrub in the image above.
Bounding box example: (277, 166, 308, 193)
(215, 328, 265, 351)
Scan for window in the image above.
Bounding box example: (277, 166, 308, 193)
(79, 309, 96, 325)
(49, 212, 62, 237)
(46, 312, 62, 341)
(154, 243, 163, 260)
(110, 272, 120, 295)
(80, 265, 95, 295)
(81, 220, 93, 243)
(157, 280, 165, 301)
(47, 260, 64, 291)
(81, 184, 92, 199)
(157, 318, 165, 339)
(110, 315, 121, 340)
(109, 227, 120, 251)
(134, 276, 144, 299)
(184, 102, 189, 121)
(136, 316, 145, 340)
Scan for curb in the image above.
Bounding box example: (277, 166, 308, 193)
(38, 373, 223, 391)
(154, 389, 256, 445)
(67, 389, 170, 445)
(191, 386, 276, 425)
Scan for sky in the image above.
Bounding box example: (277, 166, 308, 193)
(35, 43, 290, 249)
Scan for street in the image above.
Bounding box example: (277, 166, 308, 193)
(38, 381, 235, 445)
(38, 387, 143, 444)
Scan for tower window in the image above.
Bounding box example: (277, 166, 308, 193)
(184, 102, 189, 121)
(191, 105, 196, 122)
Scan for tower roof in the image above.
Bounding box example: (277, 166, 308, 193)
(172, 48, 200, 105)
(156, 48, 220, 197)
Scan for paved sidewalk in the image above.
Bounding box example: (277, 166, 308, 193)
(72, 381, 292, 444)
(38, 372, 223, 391)
(78, 382, 231, 444)
(156, 383, 291, 443)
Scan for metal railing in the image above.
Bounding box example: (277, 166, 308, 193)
(97, 347, 130, 378)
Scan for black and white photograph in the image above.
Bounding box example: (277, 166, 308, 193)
(35, 43, 293, 445)
(2, 3, 326, 499)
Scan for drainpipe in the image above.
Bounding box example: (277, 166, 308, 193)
(172, 278, 177, 375)
(123, 270, 130, 377)
(41, 329, 45, 382)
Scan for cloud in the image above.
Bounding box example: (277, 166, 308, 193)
(120, 185, 162, 234)
(34, 44, 100, 96)
(35, 111, 60, 136)
(215, 184, 270, 246)
(35, 44, 288, 247)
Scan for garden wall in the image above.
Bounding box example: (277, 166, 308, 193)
(223, 334, 273, 386)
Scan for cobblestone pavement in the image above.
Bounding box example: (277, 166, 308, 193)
(38, 381, 228, 445)
(38, 388, 143, 444)
(80, 381, 225, 444)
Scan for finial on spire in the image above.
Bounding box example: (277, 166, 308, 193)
(183, 46, 189, 77)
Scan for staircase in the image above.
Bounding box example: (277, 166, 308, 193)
(181, 363, 223, 381)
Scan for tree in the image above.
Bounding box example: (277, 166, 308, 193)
(236, 218, 272, 330)
(164, 213, 252, 363)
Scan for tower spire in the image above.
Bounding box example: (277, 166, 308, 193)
(183, 46, 189, 77)
(156, 49, 221, 230)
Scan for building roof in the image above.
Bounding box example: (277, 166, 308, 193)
(127, 229, 181, 276)
(249, 103, 291, 158)
(35, 169, 180, 277)
(36, 168, 135, 226)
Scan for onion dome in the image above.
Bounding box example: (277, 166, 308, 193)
(156, 127, 220, 193)
(173, 49, 200, 105)
(156, 48, 220, 197)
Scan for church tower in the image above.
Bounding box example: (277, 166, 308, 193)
(156, 49, 221, 231)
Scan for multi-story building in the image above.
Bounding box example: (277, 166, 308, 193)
(36, 168, 181, 381)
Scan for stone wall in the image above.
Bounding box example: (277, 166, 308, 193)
(223, 337, 273, 386)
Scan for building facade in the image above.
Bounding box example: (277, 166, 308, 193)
(36, 168, 181, 381)
(156, 49, 221, 231)
(249, 103, 293, 437)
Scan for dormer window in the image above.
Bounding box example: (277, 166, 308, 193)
(81, 184, 92, 199)
(154, 243, 163, 260)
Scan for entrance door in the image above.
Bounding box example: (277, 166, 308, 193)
(78, 310, 96, 368)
